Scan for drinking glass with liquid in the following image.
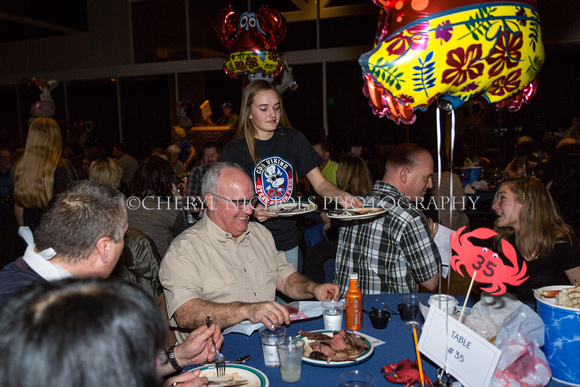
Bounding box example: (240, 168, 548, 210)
(277, 336, 304, 383)
(322, 300, 344, 331)
(259, 325, 286, 367)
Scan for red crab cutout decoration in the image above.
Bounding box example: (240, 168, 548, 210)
(213, 5, 286, 79)
(450, 227, 529, 295)
(382, 359, 434, 387)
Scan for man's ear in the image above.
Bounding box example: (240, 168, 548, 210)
(400, 167, 410, 185)
(205, 194, 217, 211)
(96, 236, 111, 263)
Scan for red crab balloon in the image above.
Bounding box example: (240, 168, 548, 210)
(213, 5, 286, 79)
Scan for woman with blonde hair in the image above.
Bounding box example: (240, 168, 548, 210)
(13, 117, 77, 230)
(88, 157, 130, 196)
(220, 80, 360, 270)
(319, 155, 374, 240)
(89, 157, 122, 188)
(492, 177, 580, 302)
(336, 156, 373, 197)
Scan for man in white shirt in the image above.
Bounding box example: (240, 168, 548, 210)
(0, 180, 127, 300)
(0, 180, 222, 379)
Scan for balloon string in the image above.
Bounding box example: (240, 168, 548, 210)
(448, 108, 454, 242)
(436, 107, 442, 189)
(436, 106, 442, 296)
(449, 109, 455, 295)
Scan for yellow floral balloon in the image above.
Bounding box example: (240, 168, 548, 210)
(360, 1, 544, 124)
(223, 51, 285, 79)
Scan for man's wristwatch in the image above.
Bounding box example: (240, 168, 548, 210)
(167, 345, 183, 372)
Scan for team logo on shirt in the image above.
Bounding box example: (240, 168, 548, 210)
(253, 156, 293, 205)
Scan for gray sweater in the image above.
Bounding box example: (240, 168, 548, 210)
(126, 197, 187, 258)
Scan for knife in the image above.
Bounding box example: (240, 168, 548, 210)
(207, 380, 249, 386)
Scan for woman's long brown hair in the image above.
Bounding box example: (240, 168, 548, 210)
(493, 177, 573, 260)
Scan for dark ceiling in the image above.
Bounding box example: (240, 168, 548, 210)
(0, 1, 577, 46)
(0, 0, 88, 44)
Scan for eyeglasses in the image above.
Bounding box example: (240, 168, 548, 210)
(209, 193, 260, 209)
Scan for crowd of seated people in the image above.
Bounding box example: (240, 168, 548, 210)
(1, 102, 580, 387)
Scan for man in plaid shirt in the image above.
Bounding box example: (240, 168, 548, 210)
(186, 142, 220, 197)
(335, 143, 441, 294)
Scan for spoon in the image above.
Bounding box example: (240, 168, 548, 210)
(229, 355, 251, 364)
(382, 303, 399, 315)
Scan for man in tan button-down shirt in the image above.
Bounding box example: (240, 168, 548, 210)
(160, 162, 340, 343)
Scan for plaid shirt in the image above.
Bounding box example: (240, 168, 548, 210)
(186, 165, 208, 197)
(335, 181, 441, 295)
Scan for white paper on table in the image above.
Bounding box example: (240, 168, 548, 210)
(352, 331, 385, 347)
(434, 224, 453, 278)
(418, 307, 502, 387)
(223, 301, 324, 336)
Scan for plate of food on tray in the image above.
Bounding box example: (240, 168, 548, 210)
(264, 202, 317, 216)
(296, 329, 374, 367)
(326, 207, 387, 220)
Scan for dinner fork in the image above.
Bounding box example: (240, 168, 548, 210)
(206, 316, 226, 377)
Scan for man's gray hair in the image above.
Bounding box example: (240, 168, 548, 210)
(34, 180, 127, 262)
(201, 162, 246, 197)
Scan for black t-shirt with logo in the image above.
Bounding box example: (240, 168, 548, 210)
(221, 128, 323, 251)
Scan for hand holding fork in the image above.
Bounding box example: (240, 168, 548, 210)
(206, 316, 226, 377)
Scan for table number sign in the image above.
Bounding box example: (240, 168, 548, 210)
(418, 307, 501, 387)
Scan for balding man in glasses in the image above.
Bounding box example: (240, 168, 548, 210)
(160, 162, 340, 344)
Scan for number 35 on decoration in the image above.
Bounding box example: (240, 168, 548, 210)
(450, 227, 528, 295)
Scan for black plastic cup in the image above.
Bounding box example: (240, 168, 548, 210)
(368, 309, 391, 329)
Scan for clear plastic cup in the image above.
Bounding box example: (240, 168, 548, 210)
(322, 300, 345, 331)
(276, 336, 304, 383)
(402, 295, 425, 329)
(339, 370, 374, 387)
(259, 325, 286, 367)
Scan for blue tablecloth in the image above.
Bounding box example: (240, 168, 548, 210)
(185, 293, 565, 386)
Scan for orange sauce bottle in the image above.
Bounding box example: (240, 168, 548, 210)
(345, 273, 363, 330)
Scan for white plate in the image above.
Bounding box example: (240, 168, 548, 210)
(297, 330, 374, 367)
(264, 202, 317, 216)
(326, 207, 387, 220)
(191, 364, 269, 387)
